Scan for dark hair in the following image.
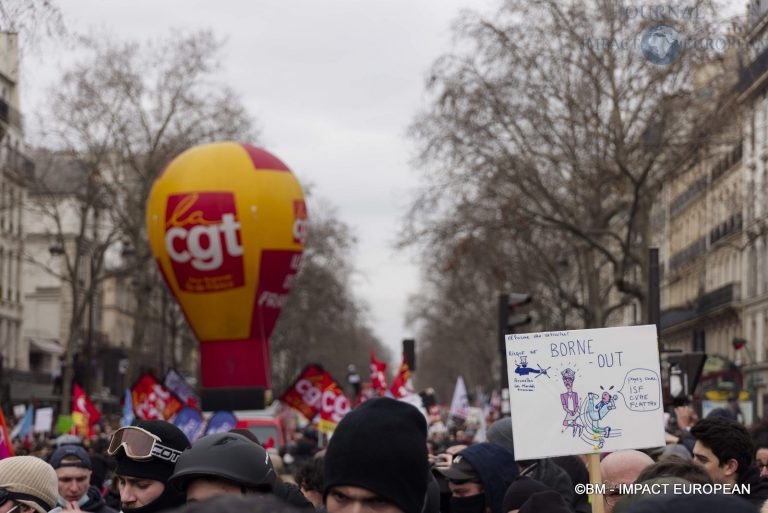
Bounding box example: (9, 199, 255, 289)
(294, 456, 324, 493)
(690, 417, 754, 481)
(635, 456, 713, 485)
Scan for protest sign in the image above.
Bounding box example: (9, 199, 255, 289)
(506, 324, 664, 460)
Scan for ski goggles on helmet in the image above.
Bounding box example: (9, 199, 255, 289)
(107, 426, 182, 463)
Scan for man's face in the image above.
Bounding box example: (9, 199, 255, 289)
(326, 485, 403, 513)
(756, 447, 768, 479)
(186, 478, 242, 502)
(117, 475, 165, 510)
(56, 466, 92, 503)
(692, 441, 736, 484)
(448, 481, 483, 498)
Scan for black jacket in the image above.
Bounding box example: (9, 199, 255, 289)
(73, 487, 118, 513)
(519, 459, 575, 508)
(736, 465, 768, 509)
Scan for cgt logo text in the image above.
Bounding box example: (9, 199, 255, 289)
(596, 3, 705, 20)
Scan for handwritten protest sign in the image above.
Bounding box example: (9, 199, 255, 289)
(506, 325, 665, 460)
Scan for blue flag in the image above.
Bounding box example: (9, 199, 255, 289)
(10, 405, 33, 441)
(204, 411, 238, 435)
(120, 389, 134, 427)
(173, 407, 205, 442)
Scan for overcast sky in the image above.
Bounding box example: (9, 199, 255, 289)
(22, 0, 498, 363)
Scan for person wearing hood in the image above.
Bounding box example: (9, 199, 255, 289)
(434, 442, 518, 513)
(107, 420, 190, 513)
(49, 445, 117, 513)
(486, 417, 575, 508)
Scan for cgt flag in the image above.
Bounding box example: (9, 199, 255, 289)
(390, 353, 412, 399)
(72, 383, 101, 437)
(131, 373, 184, 421)
(280, 364, 350, 431)
(317, 371, 350, 434)
(370, 351, 388, 396)
(280, 364, 326, 421)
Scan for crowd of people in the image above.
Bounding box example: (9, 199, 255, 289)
(3, 397, 768, 513)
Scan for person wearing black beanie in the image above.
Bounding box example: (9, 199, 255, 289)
(109, 420, 190, 513)
(323, 397, 429, 513)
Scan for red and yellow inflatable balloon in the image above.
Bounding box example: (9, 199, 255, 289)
(146, 142, 307, 408)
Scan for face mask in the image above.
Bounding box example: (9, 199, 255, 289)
(57, 494, 90, 508)
(450, 494, 486, 513)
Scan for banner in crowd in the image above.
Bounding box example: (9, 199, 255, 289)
(0, 408, 14, 459)
(449, 376, 469, 419)
(173, 406, 205, 442)
(121, 389, 135, 427)
(280, 364, 326, 420)
(370, 351, 388, 395)
(34, 407, 54, 434)
(72, 384, 101, 437)
(506, 324, 664, 460)
(164, 369, 200, 409)
(317, 372, 350, 433)
(280, 364, 350, 430)
(9, 405, 33, 442)
(390, 353, 412, 399)
(131, 373, 185, 421)
(204, 411, 238, 435)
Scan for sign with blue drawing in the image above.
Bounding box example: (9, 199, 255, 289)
(506, 324, 665, 460)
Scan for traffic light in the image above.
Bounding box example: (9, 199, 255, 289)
(498, 293, 533, 390)
(505, 293, 532, 330)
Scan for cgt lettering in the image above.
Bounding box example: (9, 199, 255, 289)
(322, 391, 350, 422)
(295, 378, 322, 407)
(165, 213, 243, 271)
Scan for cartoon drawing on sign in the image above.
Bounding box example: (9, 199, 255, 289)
(577, 386, 620, 449)
(559, 368, 583, 437)
(515, 355, 551, 378)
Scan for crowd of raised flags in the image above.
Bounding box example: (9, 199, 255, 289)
(0, 348, 488, 460)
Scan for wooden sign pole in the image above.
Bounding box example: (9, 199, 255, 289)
(588, 453, 605, 513)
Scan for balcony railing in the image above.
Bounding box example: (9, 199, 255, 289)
(698, 282, 741, 315)
(0, 98, 23, 131)
(738, 46, 768, 94)
(1, 143, 34, 178)
(711, 143, 743, 183)
(669, 236, 707, 271)
(710, 212, 743, 245)
(670, 175, 707, 217)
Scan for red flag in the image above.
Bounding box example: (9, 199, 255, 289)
(72, 383, 102, 437)
(280, 364, 350, 432)
(318, 372, 350, 433)
(131, 373, 184, 421)
(390, 353, 412, 398)
(0, 408, 14, 460)
(370, 351, 388, 396)
(280, 364, 326, 421)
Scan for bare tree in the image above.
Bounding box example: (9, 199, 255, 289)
(405, 0, 736, 333)
(31, 30, 258, 412)
(270, 195, 390, 394)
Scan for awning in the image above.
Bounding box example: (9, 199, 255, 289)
(28, 338, 64, 355)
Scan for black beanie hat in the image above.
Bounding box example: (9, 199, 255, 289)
(323, 398, 429, 513)
(502, 477, 551, 513)
(114, 420, 190, 482)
